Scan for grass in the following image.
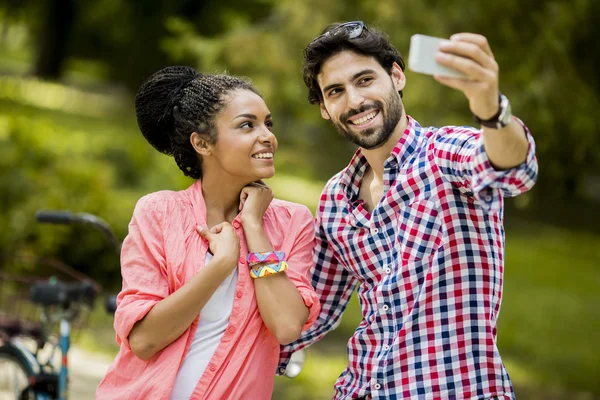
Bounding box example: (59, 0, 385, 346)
(498, 222, 600, 397)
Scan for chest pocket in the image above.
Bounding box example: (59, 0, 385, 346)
(396, 198, 444, 262)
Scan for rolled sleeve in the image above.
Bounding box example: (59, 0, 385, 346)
(114, 195, 169, 352)
(433, 118, 538, 212)
(285, 206, 320, 331)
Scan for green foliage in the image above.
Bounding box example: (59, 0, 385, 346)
(159, 0, 600, 198)
(0, 83, 324, 288)
(0, 93, 187, 288)
(2, 0, 599, 194)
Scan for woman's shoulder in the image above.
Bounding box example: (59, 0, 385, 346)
(268, 198, 314, 223)
(132, 189, 192, 218)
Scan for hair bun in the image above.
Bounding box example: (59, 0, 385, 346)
(134, 66, 201, 155)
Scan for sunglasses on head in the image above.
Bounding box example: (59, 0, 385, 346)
(306, 21, 367, 49)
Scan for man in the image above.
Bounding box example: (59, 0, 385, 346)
(278, 21, 538, 400)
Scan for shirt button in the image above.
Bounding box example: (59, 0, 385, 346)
(384, 268, 391, 274)
(236, 290, 243, 298)
(209, 363, 217, 371)
(239, 256, 246, 264)
(383, 345, 390, 351)
(484, 194, 493, 202)
(381, 304, 389, 312)
(374, 383, 381, 390)
(279, 368, 286, 374)
(372, 227, 379, 234)
(233, 220, 241, 229)
(227, 325, 236, 334)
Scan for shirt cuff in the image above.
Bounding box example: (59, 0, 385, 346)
(296, 285, 321, 331)
(276, 348, 292, 376)
(114, 298, 159, 352)
(471, 117, 537, 212)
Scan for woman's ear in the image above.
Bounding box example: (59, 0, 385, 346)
(190, 132, 211, 156)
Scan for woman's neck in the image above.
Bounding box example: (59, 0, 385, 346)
(200, 174, 245, 227)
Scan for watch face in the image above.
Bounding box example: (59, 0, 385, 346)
(473, 93, 513, 129)
(499, 95, 513, 126)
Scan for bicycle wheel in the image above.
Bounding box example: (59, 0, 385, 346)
(0, 344, 35, 400)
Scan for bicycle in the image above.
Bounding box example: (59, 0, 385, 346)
(0, 210, 120, 400)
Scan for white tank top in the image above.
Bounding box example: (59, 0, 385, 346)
(169, 253, 238, 400)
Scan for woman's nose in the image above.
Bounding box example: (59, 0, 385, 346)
(258, 128, 275, 143)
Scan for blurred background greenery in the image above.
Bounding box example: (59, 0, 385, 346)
(0, 0, 598, 399)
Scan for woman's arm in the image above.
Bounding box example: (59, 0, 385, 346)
(127, 222, 240, 360)
(239, 183, 311, 344)
(128, 252, 236, 360)
(243, 221, 309, 344)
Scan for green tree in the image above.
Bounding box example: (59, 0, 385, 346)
(161, 0, 599, 200)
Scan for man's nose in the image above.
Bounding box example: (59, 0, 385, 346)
(346, 87, 365, 110)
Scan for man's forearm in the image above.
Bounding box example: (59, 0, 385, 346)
(482, 118, 529, 170)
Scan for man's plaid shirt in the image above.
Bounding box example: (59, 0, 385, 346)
(279, 116, 538, 400)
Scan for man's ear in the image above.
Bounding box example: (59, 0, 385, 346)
(319, 103, 331, 120)
(391, 62, 406, 92)
(190, 132, 211, 156)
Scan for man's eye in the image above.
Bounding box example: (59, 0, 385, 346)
(359, 77, 373, 84)
(329, 88, 342, 97)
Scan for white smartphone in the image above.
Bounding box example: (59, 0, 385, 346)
(408, 34, 467, 78)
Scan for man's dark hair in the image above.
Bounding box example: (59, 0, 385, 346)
(302, 22, 406, 105)
(135, 66, 259, 179)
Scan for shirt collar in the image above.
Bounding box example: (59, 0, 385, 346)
(339, 115, 422, 200)
(184, 179, 208, 226)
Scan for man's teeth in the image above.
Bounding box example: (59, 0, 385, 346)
(252, 152, 273, 159)
(351, 111, 378, 125)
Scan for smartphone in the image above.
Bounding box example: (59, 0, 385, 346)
(408, 34, 467, 78)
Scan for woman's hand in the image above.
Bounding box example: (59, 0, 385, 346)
(197, 222, 240, 269)
(239, 181, 274, 228)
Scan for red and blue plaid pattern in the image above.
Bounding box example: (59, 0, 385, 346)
(279, 116, 538, 400)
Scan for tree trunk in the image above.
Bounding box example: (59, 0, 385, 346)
(33, 0, 75, 80)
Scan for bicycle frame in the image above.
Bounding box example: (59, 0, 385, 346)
(0, 211, 109, 399)
(7, 312, 73, 399)
(3, 336, 53, 400)
(57, 319, 69, 400)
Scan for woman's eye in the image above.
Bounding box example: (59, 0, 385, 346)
(240, 122, 253, 129)
(265, 120, 274, 129)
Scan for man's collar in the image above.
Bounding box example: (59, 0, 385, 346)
(338, 115, 422, 197)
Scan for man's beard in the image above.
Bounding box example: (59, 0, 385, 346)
(332, 88, 404, 150)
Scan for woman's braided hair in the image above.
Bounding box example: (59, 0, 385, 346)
(135, 66, 260, 179)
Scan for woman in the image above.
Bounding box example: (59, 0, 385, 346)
(96, 66, 320, 400)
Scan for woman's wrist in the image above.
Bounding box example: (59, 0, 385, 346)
(209, 253, 238, 271)
(241, 217, 263, 231)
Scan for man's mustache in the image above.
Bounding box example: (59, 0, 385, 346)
(341, 101, 383, 122)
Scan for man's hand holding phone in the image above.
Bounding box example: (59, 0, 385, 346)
(408, 33, 500, 120)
